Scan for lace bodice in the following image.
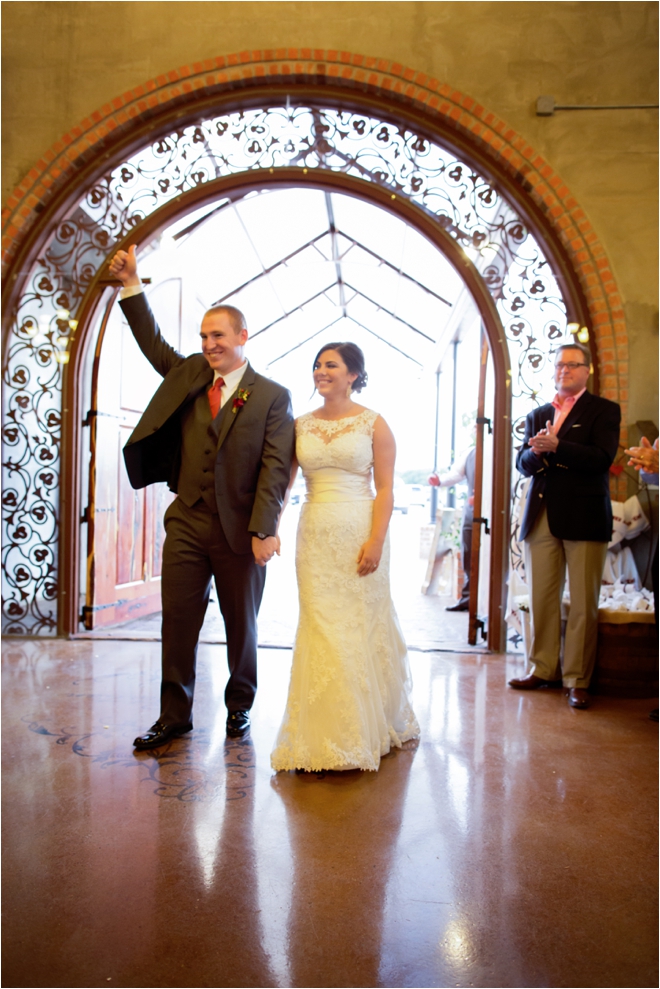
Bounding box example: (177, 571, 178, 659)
(296, 409, 379, 503)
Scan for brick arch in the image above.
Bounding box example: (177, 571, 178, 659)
(1, 49, 627, 416)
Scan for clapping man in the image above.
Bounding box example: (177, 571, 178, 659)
(510, 342, 620, 709)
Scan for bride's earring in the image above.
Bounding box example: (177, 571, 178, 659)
(346, 383, 353, 398)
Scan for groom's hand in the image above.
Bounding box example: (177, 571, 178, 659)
(108, 244, 140, 287)
(252, 535, 280, 567)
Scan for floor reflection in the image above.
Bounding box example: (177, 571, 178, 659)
(2, 638, 657, 988)
(270, 743, 417, 988)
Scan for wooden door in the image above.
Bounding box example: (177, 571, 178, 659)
(83, 280, 182, 629)
(468, 331, 491, 645)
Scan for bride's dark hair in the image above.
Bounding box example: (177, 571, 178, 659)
(313, 342, 368, 393)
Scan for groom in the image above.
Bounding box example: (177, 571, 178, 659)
(108, 246, 295, 748)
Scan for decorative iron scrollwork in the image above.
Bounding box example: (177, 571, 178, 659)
(2, 103, 573, 633)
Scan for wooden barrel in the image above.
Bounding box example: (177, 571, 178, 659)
(591, 620, 658, 698)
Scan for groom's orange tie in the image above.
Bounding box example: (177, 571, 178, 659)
(208, 377, 225, 418)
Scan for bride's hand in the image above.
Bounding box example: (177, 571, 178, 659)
(356, 539, 383, 577)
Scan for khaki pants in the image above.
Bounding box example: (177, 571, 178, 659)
(524, 508, 607, 688)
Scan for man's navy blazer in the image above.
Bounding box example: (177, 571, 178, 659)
(517, 390, 621, 543)
(119, 293, 295, 554)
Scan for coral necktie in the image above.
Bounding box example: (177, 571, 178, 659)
(208, 377, 225, 418)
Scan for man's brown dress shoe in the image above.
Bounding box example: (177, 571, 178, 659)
(568, 688, 590, 709)
(508, 673, 553, 690)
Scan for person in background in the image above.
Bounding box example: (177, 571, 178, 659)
(626, 435, 659, 722)
(509, 342, 620, 710)
(429, 446, 476, 612)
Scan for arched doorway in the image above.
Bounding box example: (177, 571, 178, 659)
(82, 186, 488, 648)
(3, 56, 624, 647)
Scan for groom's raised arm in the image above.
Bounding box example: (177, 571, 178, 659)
(109, 245, 184, 377)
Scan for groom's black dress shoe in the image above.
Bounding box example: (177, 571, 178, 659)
(226, 710, 251, 737)
(446, 601, 469, 612)
(133, 720, 193, 750)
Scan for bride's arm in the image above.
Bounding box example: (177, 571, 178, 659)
(356, 415, 396, 576)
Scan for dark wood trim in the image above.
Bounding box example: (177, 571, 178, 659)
(62, 167, 511, 647)
(58, 286, 118, 635)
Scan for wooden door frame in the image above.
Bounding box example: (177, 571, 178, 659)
(60, 167, 513, 647)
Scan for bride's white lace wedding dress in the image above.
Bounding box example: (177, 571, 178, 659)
(271, 408, 420, 772)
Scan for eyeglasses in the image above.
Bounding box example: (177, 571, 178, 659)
(555, 362, 589, 371)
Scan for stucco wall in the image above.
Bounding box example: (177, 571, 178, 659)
(3, 0, 657, 420)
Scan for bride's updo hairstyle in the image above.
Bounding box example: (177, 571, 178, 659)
(313, 342, 368, 393)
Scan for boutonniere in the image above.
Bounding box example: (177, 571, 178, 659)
(232, 388, 251, 414)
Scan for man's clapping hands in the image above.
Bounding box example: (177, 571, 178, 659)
(529, 420, 559, 455)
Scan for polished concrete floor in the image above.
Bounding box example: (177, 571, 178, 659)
(2, 638, 657, 988)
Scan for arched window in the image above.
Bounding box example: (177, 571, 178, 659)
(2, 102, 587, 637)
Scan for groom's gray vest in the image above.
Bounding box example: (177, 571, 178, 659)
(176, 389, 227, 514)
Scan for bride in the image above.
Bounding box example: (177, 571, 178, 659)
(271, 342, 420, 772)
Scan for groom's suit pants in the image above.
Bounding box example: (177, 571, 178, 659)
(524, 508, 607, 688)
(159, 497, 266, 726)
